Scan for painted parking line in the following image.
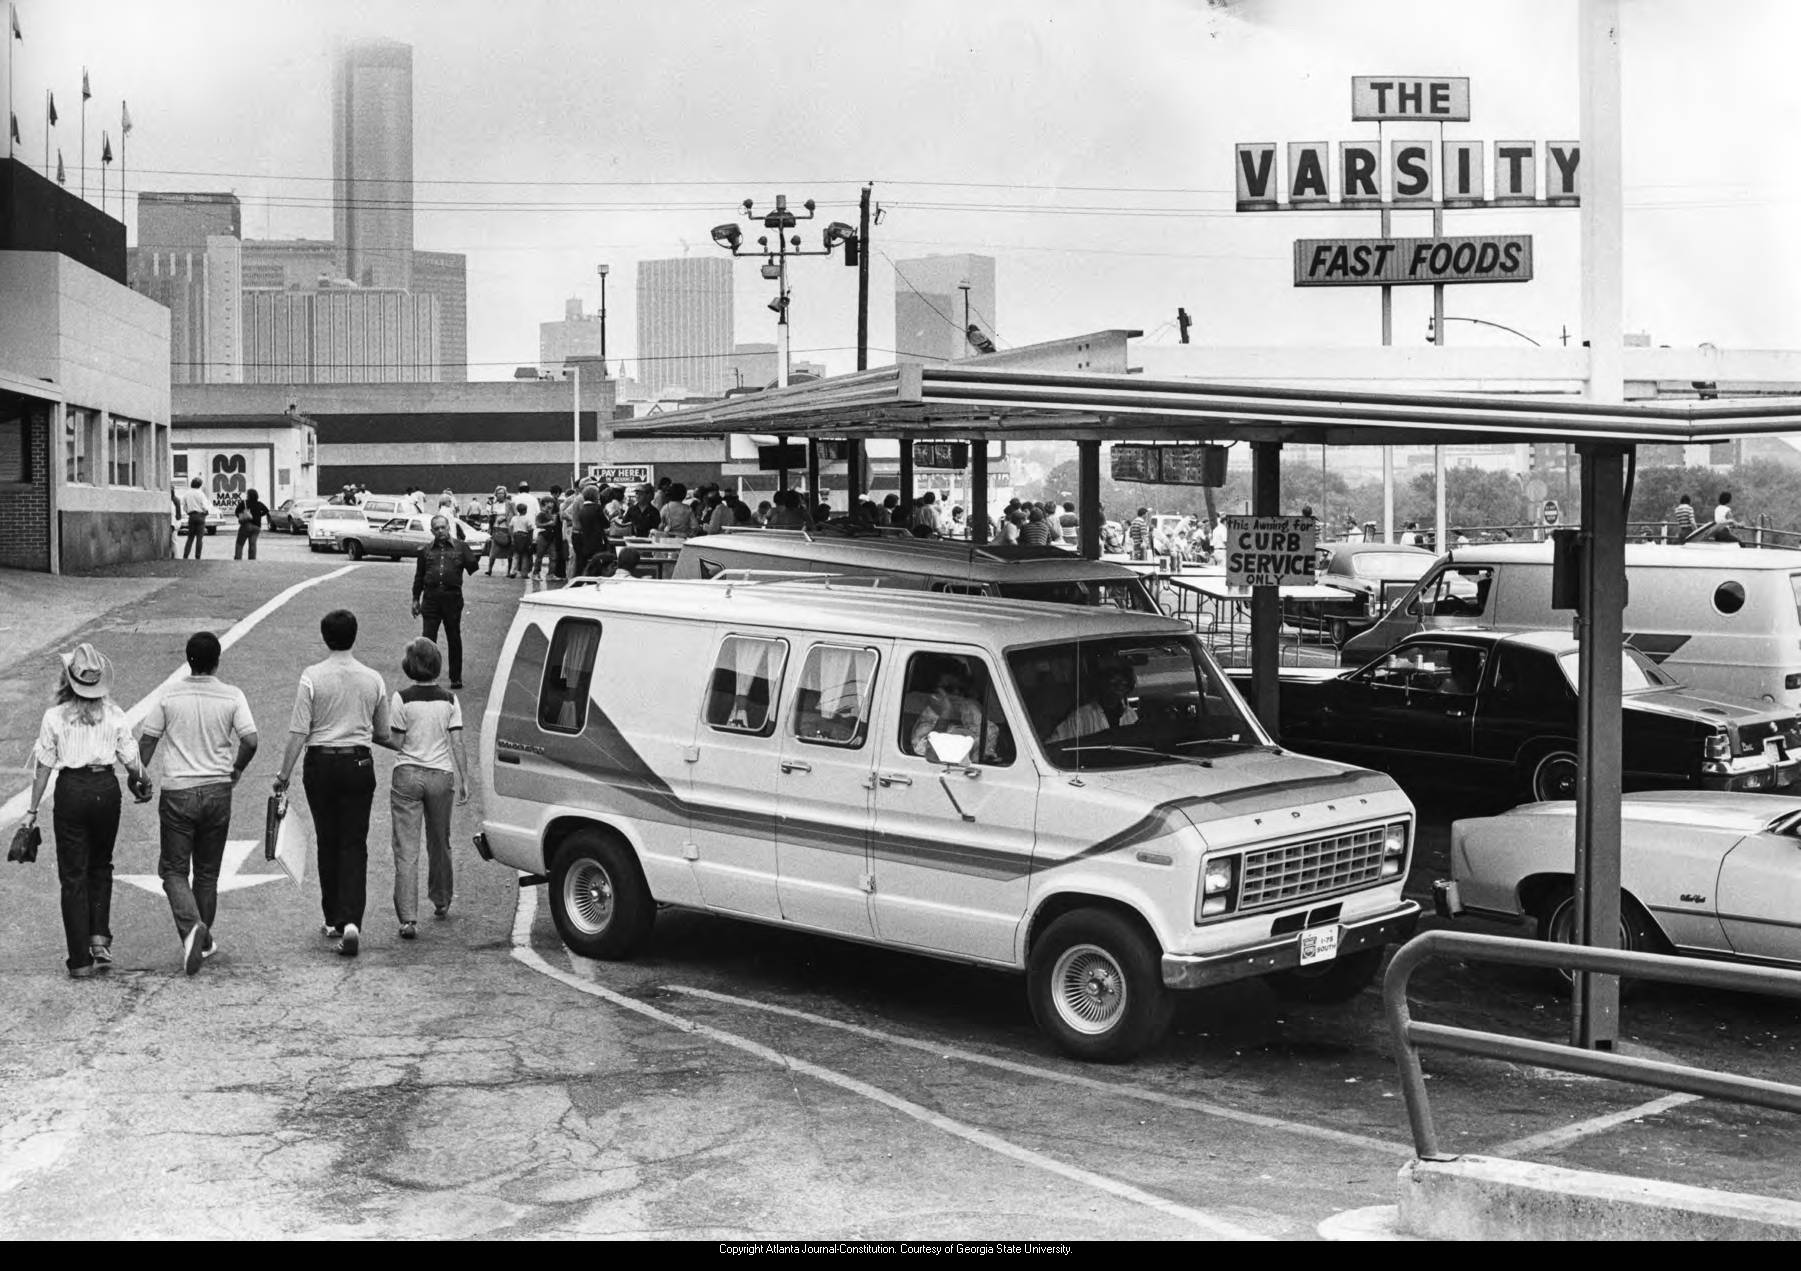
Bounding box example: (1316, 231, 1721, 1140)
(664, 983, 1412, 1158)
(508, 887, 1266, 1240)
(1487, 1091, 1702, 1159)
(0, 563, 362, 827)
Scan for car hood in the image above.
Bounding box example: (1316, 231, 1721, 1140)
(1628, 686, 1796, 728)
(1066, 745, 1403, 829)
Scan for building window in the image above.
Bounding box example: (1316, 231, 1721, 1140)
(65, 408, 90, 484)
(109, 417, 142, 488)
(0, 409, 26, 483)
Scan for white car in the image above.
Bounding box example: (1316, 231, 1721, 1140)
(308, 505, 371, 552)
(1442, 791, 1801, 970)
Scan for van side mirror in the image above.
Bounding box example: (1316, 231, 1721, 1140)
(924, 732, 976, 766)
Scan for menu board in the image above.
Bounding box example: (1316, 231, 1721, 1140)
(1110, 444, 1161, 483)
(912, 441, 970, 470)
(1158, 445, 1227, 487)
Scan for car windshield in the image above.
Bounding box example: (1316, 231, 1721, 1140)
(1349, 552, 1433, 582)
(995, 579, 1161, 613)
(1007, 633, 1267, 771)
(1557, 647, 1678, 694)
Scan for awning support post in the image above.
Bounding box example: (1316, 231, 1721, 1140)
(806, 440, 821, 510)
(1251, 440, 1281, 738)
(898, 439, 915, 518)
(1077, 439, 1101, 561)
(1573, 441, 1626, 1050)
(970, 439, 990, 544)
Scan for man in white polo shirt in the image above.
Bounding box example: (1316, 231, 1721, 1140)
(138, 631, 259, 975)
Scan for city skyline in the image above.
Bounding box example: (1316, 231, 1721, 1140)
(10, 0, 1800, 383)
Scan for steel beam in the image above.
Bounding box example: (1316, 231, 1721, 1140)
(1251, 441, 1282, 737)
(1077, 439, 1101, 560)
(970, 439, 990, 544)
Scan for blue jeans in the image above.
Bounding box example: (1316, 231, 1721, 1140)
(158, 782, 233, 941)
(390, 765, 454, 923)
(53, 768, 120, 970)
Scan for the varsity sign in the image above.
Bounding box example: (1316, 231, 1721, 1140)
(1236, 138, 1578, 210)
(1295, 234, 1533, 287)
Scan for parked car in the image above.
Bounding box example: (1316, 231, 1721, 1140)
(1230, 629, 1801, 803)
(271, 497, 326, 534)
(334, 513, 490, 561)
(170, 495, 226, 537)
(1442, 791, 1801, 973)
(1281, 542, 1437, 644)
(307, 505, 371, 552)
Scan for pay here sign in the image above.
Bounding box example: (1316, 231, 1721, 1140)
(1225, 517, 1318, 587)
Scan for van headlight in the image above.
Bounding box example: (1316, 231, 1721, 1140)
(1198, 857, 1237, 919)
(1381, 822, 1409, 877)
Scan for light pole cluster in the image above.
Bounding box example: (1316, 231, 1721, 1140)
(711, 195, 859, 388)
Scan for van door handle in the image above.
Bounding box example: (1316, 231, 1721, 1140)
(496, 753, 521, 765)
(780, 758, 812, 774)
(878, 772, 912, 787)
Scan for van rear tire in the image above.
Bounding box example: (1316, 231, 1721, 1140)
(1026, 909, 1171, 1063)
(548, 831, 654, 960)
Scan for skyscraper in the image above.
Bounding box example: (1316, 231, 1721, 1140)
(332, 38, 414, 292)
(893, 254, 997, 366)
(540, 297, 607, 374)
(412, 249, 468, 382)
(636, 257, 734, 397)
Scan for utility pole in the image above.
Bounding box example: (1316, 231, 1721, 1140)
(851, 183, 873, 502)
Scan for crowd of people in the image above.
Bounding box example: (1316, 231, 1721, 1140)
(18, 613, 469, 978)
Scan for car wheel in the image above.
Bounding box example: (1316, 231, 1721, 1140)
(1266, 947, 1385, 1004)
(343, 540, 364, 561)
(1538, 884, 1660, 992)
(547, 830, 654, 960)
(1026, 909, 1171, 1063)
(1527, 747, 1580, 801)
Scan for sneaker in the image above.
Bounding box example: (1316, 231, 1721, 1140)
(90, 943, 114, 968)
(68, 963, 96, 980)
(184, 922, 209, 976)
(432, 903, 450, 920)
(201, 940, 219, 961)
(321, 924, 343, 940)
(399, 922, 417, 941)
(337, 923, 360, 957)
(449, 681, 464, 691)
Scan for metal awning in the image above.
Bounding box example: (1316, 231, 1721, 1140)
(613, 364, 1801, 446)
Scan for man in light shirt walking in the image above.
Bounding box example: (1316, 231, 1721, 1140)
(273, 609, 392, 958)
(180, 477, 213, 560)
(138, 632, 258, 975)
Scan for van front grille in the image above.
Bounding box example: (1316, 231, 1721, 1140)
(1240, 828, 1387, 912)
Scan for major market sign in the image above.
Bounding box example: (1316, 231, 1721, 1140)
(1225, 517, 1318, 588)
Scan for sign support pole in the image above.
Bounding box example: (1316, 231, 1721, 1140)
(1076, 439, 1100, 560)
(1432, 196, 1449, 552)
(971, 438, 990, 545)
(1380, 192, 1395, 544)
(1250, 441, 1282, 738)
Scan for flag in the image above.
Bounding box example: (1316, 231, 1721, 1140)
(56, 149, 64, 185)
(47, 92, 56, 127)
(100, 130, 111, 164)
(121, 101, 132, 136)
(10, 5, 20, 40)
(82, 68, 91, 101)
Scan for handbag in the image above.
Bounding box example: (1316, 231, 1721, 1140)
(7, 822, 40, 863)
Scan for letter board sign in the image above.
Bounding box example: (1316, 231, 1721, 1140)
(1294, 235, 1533, 287)
(588, 464, 653, 487)
(1226, 517, 1318, 588)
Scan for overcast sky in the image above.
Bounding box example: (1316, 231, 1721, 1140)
(11, 0, 1801, 379)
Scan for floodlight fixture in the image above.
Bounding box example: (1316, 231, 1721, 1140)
(711, 223, 742, 251)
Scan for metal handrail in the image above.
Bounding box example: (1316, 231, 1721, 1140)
(1384, 930, 1801, 1160)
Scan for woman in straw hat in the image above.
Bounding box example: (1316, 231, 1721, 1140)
(21, 644, 154, 978)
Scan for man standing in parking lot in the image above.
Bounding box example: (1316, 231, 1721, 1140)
(413, 515, 478, 690)
(180, 477, 212, 560)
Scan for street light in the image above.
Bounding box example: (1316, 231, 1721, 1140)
(710, 194, 858, 388)
(596, 263, 610, 369)
(1427, 314, 1543, 346)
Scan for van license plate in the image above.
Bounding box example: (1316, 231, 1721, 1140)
(1298, 925, 1341, 966)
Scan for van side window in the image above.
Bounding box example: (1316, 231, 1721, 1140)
(791, 644, 878, 748)
(705, 635, 788, 736)
(1419, 566, 1494, 619)
(898, 652, 1016, 767)
(539, 619, 602, 733)
(933, 582, 990, 596)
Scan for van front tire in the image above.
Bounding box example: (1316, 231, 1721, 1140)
(1026, 909, 1171, 1063)
(1266, 947, 1384, 1003)
(548, 831, 654, 960)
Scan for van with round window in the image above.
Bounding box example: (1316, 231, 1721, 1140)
(475, 578, 1419, 1061)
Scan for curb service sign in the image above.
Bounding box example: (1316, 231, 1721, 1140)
(1225, 517, 1318, 588)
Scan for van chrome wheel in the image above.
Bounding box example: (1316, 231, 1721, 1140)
(563, 858, 615, 936)
(1050, 942, 1128, 1035)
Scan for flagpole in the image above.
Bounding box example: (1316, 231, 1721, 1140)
(43, 87, 47, 172)
(80, 69, 87, 198)
(119, 102, 127, 224)
(6, 3, 15, 161)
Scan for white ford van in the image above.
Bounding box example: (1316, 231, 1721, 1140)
(1342, 542, 1801, 708)
(476, 579, 1418, 1061)
(671, 529, 1162, 613)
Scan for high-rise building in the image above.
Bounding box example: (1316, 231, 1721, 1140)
(332, 38, 414, 292)
(127, 235, 243, 384)
(727, 342, 777, 391)
(636, 257, 733, 397)
(240, 238, 347, 291)
(540, 297, 607, 374)
(242, 288, 439, 384)
(412, 249, 467, 382)
(137, 192, 241, 249)
(893, 253, 997, 366)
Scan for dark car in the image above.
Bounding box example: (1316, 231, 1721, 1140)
(270, 497, 326, 534)
(1231, 630, 1801, 803)
(1281, 542, 1438, 644)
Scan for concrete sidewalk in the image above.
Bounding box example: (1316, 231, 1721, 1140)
(0, 568, 175, 667)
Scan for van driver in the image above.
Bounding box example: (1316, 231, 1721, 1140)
(1046, 662, 1139, 743)
(910, 665, 986, 757)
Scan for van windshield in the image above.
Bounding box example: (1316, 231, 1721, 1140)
(1007, 634, 1267, 770)
(995, 579, 1160, 613)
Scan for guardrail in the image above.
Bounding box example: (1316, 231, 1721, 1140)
(1384, 930, 1801, 1160)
